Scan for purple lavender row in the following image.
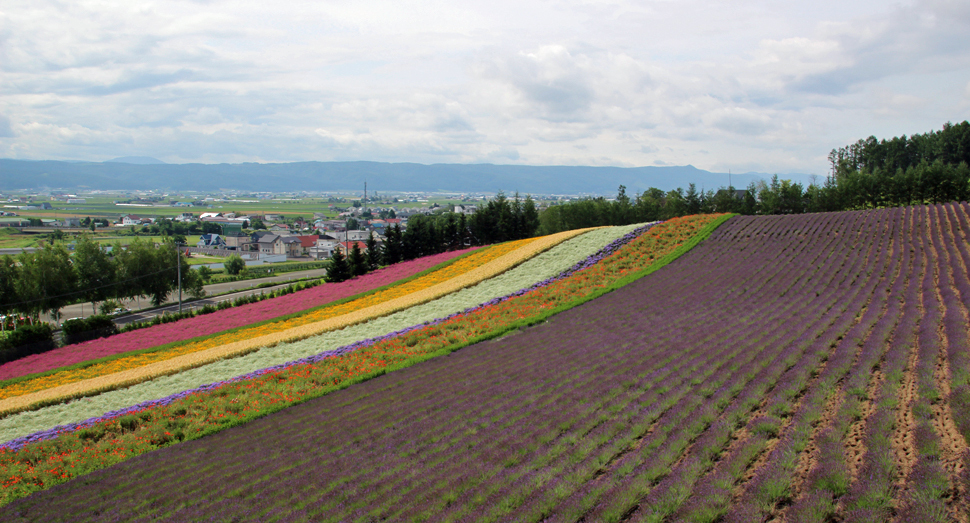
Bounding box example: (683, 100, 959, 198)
(643, 210, 878, 523)
(935, 203, 970, 441)
(622, 210, 896, 523)
(509, 215, 817, 521)
(896, 205, 957, 523)
(840, 206, 922, 521)
(723, 209, 897, 522)
(0, 223, 659, 453)
(646, 209, 892, 523)
(669, 211, 864, 523)
(785, 208, 907, 521)
(539, 212, 871, 522)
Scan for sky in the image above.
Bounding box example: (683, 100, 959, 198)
(1, 0, 969, 177)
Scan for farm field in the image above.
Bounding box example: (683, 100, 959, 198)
(2, 205, 970, 522)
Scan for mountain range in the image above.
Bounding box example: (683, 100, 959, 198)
(0, 159, 812, 195)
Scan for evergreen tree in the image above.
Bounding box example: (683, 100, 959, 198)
(383, 225, 403, 264)
(325, 248, 351, 283)
(365, 232, 382, 270)
(348, 242, 368, 277)
(521, 195, 540, 237)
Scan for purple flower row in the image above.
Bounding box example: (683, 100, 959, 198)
(1, 224, 659, 452)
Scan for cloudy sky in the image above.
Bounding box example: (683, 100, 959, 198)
(1, 0, 968, 176)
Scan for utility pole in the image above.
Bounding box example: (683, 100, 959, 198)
(175, 241, 183, 313)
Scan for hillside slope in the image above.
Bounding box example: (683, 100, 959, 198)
(4, 205, 970, 522)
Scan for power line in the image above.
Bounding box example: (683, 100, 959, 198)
(2, 263, 184, 308)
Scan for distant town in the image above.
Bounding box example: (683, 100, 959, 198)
(0, 189, 574, 263)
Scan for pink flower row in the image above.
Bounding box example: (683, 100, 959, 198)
(0, 249, 477, 381)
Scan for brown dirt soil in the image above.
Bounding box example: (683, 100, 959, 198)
(790, 389, 845, 497)
(845, 369, 883, 477)
(928, 209, 969, 523)
(893, 210, 923, 510)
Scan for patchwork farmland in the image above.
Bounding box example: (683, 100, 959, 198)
(1, 205, 970, 522)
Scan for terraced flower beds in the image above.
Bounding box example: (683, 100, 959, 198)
(0, 232, 600, 421)
(0, 226, 642, 449)
(4, 205, 969, 522)
(0, 248, 480, 382)
(0, 216, 723, 507)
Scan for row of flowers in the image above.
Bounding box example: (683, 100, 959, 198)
(0, 231, 585, 416)
(0, 249, 479, 382)
(0, 242, 516, 400)
(0, 225, 640, 446)
(0, 215, 731, 505)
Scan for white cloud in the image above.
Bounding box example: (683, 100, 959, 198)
(0, 0, 968, 177)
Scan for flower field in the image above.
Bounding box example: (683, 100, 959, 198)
(0, 224, 644, 445)
(6, 204, 970, 522)
(0, 215, 724, 508)
(0, 249, 478, 382)
(0, 231, 590, 417)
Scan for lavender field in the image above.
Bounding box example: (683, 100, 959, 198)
(4, 204, 970, 522)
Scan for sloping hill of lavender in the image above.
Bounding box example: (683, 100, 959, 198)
(4, 204, 970, 523)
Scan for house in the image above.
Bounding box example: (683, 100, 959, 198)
(317, 219, 346, 232)
(121, 215, 142, 226)
(197, 234, 226, 248)
(297, 235, 319, 256)
(308, 234, 339, 259)
(63, 217, 81, 227)
(0, 218, 29, 227)
(276, 236, 303, 257)
(269, 224, 290, 232)
(335, 241, 369, 255)
(175, 212, 195, 222)
(223, 233, 253, 251)
(251, 230, 276, 243)
(344, 230, 372, 242)
(256, 233, 279, 254)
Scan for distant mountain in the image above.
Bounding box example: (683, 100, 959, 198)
(105, 156, 167, 165)
(0, 159, 810, 195)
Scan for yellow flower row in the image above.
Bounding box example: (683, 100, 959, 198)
(0, 229, 594, 416)
(0, 240, 533, 402)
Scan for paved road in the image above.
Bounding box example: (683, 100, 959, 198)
(56, 268, 330, 325)
(0, 248, 36, 255)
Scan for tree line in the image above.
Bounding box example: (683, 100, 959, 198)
(0, 236, 204, 326)
(538, 121, 970, 233)
(325, 194, 540, 282)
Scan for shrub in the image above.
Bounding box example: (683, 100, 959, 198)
(0, 323, 56, 364)
(62, 315, 119, 346)
(224, 255, 245, 276)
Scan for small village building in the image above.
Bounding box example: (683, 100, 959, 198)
(197, 234, 226, 248)
(223, 233, 253, 251)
